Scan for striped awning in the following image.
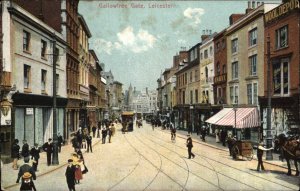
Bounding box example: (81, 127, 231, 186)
(205, 108, 232, 124)
(207, 107, 260, 128)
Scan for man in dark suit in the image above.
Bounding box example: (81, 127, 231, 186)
(57, 132, 64, 153)
(92, 126, 97, 138)
(43, 138, 53, 166)
(30, 143, 40, 172)
(16, 157, 36, 183)
(186, 135, 195, 159)
(65, 159, 76, 191)
(86, 134, 92, 153)
(21, 140, 30, 158)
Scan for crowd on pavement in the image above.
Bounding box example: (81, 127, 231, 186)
(3, 118, 119, 191)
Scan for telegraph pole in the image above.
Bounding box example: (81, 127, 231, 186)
(266, 35, 273, 160)
(52, 35, 59, 165)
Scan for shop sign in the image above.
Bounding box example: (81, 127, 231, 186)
(26, 108, 34, 115)
(265, 0, 299, 24)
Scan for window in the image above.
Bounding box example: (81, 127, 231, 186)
(56, 74, 59, 95)
(41, 40, 47, 58)
(249, 28, 257, 46)
(221, 39, 225, 49)
(232, 61, 238, 79)
(24, 64, 31, 89)
(185, 73, 187, 84)
(210, 46, 213, 56)
(190, 90, 193, 104)
(200, 52, 203, 60)
(216, 63, 220, 76)
(23, 30, 30, 52)
(249, 55, 257, 76)
(230, 85, 239, 104)
(205, 67, 208, 81)
(195, 89, 198, 103)
(204, 49, 208, 59)
(276, 25, 288, 49)
(194, 69, 199, 81)
(247, 83, 258, 105)
(190, 71, 193, 82)
(55, 47, 60, 64)
(182, 91, 185, 104)
(231, 38, 238, 53)
(41, 70, 47, 92)
(222, 65, 226, 74)
(216, 42, 220, 52)
(273, 59, 289, 96)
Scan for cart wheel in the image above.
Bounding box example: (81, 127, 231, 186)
(232, 145, 239, 159)
(247, 149, 254, 161)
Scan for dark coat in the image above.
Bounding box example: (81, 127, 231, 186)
(42, 142, 53, 154)
(65, 165, 76, 185)
(58, 135, 64, 145)
(86, 135, 92, 144)
(30, 147, 40, 160)
(20, 180, 36, 191)
(186, 137, 193, 148)
(102, 129, 107, 137)
(92, 126, 97, 133)
(16, 164, 36, 183)
(11, 143, 20, 158)
(21, 143, 30, 158)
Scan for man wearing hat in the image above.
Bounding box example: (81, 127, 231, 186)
(21, 140, 29, 158)
(30, 143, 40, 172)
(20, 172, 36, 191)
(42, 138, 53, 166)
(65, 159, 76, 191)
(257, 142, 273, 171)
(186, 134, 195, 159)
(16, 157, 36, 183)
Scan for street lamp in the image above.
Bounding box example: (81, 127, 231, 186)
(266, 35, 273, 160)
(233, 104, 237, 139)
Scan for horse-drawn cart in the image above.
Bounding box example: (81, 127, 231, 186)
(232, 140, 254, 160)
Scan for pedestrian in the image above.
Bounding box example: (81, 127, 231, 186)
(57, 132, 64, 153)
(77, 127, 83, 149)
(108, 126, 113, 143)
(221, 129, 227, 147)
(97, 126, 101, 138)
(16, 157, 36, 184)
(71, 135, 79, 152)
(65, 159, 76, 191)
(21, 140, 30, 158)
(11, 139, 20, 170)
(72, 153, 83, 184)
(102, 127, 107, 144)
(257, 142, 273, 171)
(30, 143, 40, 172)
(92, 126, 97, 138)
(201, 127, 207, 142)
(186, 135, 195, 159)
(227, 135, 236, 157)
(215, 129, 220, 143)
(86, 134, 92, 153)
(42, 138, 53, 166)
(170, 123, 176, 141)
(20, 172, 37, 191)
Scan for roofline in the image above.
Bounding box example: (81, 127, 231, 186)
(78, 13, 92, 38)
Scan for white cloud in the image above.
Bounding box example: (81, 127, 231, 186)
(178, 39, 187, 44)
(93, 26, 157, 54)
(183, 8, 205, 27)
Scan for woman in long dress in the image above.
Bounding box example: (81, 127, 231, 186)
(215, 129, 220, 143)
(72, 153, 83, 184)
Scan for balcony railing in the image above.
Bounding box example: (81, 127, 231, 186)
(200, 76, 214, 84)
(214, 73, 227, 84)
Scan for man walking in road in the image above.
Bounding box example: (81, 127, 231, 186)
(16, 157, 36, 183)
(65, 159, 76, 191)
(30, 143, 40, 172)
(186, 135, 195, 159)
(257, 142, 273, 171)
(92, 126, 97, 138)
(42, 138, 53, 166)
(86, 134, 93, 153)
(102, 127, 107, 144)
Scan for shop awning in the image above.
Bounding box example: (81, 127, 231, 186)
(205, 108, 232, 124)
(206, 107, 260, 128)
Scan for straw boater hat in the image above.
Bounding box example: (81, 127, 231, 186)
(22, 172, 32, 179)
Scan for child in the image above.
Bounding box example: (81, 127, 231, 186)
(20, 172, 36, 191)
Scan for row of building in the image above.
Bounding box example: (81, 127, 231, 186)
(0, 1, 124, 159)
(157, 0, 300, 142)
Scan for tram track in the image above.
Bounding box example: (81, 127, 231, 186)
(143, 127, 297, 190)
(122, 132, 187, 191)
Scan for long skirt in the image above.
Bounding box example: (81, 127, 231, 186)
(75, 166, 83, 180)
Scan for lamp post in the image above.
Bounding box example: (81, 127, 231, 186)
(233, 104, 237, 139)
(266, 35, 273, 160)
(52, 35, 59, 165)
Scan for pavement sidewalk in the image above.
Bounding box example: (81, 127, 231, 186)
(3, 134, 102, 190)
(159, 127, 294, 171)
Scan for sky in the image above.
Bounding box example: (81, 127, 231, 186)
(78, 0, 280, 91)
